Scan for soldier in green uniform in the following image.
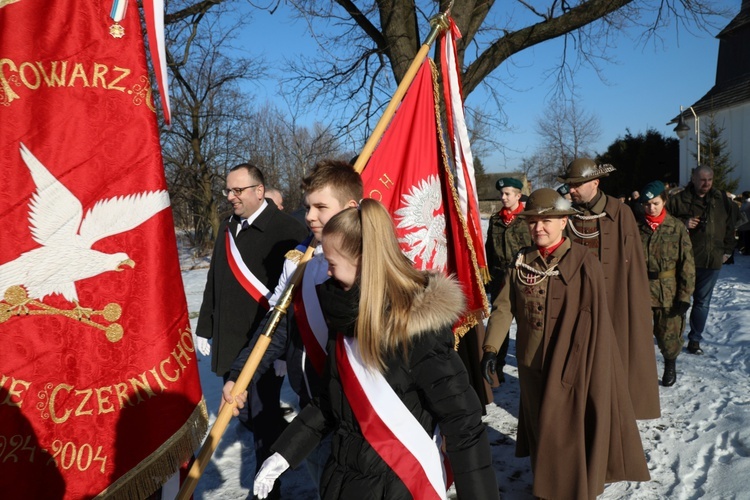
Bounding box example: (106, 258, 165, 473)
(637, 181, 696, 387)
(484, 177, 531, 382)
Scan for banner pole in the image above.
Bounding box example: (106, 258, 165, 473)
(352, 10, 450, 174)
(176, 245, 316, 500)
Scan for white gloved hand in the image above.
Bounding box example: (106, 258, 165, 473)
(253, 452, 289, 499)
(273, 359, 287, 377)
(195, 336, 211, 356)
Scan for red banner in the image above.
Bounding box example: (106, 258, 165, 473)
(360, 60, 488, 337)
(0, 1, 206, 498)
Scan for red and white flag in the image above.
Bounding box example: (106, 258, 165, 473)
(360, 57, 488, 337)
(0, 1, 206, 498)
(440, 19, 488, 279)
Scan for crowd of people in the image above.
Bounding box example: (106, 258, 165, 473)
(195, 157, 741, 500)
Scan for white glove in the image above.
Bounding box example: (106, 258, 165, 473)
(253, 452, 289, 498)
(195, 336, 211, 356)
(273, 359, 287, 377)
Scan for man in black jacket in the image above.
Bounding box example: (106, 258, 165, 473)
(666, 166, 737, 355)
(196, 163, 307, 499)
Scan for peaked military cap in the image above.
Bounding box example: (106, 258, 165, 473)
(496, 177, 524, 191)
(641, 180, 665, 203)
(557, 158, 616, 184)
(519, 188, 580, 217)
(556, 183, 570, 196)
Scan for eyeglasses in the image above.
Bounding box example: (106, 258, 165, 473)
(222, 184, 260, 197)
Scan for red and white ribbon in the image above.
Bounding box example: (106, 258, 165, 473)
(225, 229, 270, 310)
(336, 335, 448, 500)
(141, 0, 171, 125)
(440, 19, 487, 270)
(293, 265, 329, 375)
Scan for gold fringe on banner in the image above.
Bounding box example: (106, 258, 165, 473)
(96, 398, 209, 499)
(428, 59, 489, 349)
(480, 266, 491, 285)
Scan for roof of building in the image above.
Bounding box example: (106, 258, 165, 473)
(669, 0, 750, 124)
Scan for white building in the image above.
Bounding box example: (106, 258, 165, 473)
(671, 0, 750, 192)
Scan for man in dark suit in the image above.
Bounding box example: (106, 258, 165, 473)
(196, 163, 307, 499)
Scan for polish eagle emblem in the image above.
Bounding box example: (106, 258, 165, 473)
(394, 175, 448, 271)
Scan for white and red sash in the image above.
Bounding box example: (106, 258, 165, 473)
(293, 263, 329, 375)
(225, 226, 270, 310)
(336, 335, 449, 500)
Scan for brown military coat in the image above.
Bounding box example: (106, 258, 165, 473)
(566, 193, 660, 420)
(485, 240, 650, 500)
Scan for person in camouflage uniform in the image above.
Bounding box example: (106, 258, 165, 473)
(637, 181, 696, 387)
(484, 177, 531, 383)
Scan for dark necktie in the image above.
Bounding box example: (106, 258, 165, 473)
(241, 219, 249, 230)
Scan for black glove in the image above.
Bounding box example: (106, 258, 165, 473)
(481, 351, 497, 385)
(672, 301, 690, 316)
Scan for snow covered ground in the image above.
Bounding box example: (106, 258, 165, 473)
(182, 242, 750, 499)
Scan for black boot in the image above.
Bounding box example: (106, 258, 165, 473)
(662, 358, 676, 387)
(687, 340, 704, 355)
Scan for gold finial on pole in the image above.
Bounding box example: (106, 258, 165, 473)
(352, 5, 453, 174)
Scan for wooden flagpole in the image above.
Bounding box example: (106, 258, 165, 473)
(176, 245, 315, 499)
(352, 9, 450, 174)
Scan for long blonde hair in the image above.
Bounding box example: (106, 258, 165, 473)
(322, 199, 426, 371)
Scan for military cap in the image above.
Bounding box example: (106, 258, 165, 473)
(556, 183, 570, 196)
(641, 180, 665, 203)
(496, 177, 524, 191)
(557, 158, 616, 184)
(519, 188, 580, 217)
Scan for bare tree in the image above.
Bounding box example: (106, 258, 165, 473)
(270, 0, 725, 142)
(238, 103, 348, 211)
(525, 99, 602, 186)
(158, 0, 728, 199)
(162, 5, 265, 253)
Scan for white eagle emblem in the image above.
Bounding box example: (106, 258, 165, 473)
(394, 175, 447, 271)
(0, 143, 170, 302)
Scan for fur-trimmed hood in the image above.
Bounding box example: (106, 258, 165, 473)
(404, 273, 465, 339)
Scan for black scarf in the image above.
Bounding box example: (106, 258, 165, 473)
(317, 279, 360, 337)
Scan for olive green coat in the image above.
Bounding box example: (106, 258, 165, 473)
(485, 211, 531, 299)
(638, 213, 695, 308)
(666, 184, 737, 269)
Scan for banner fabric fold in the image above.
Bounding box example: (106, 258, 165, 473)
(360, 57, 489, 343)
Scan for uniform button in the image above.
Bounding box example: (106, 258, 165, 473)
(539, 290, 544, 294)
(537, 305, 543, 311)
(536, 322, 542, 327)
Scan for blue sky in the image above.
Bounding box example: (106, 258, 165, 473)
(230, 1, 734, 173)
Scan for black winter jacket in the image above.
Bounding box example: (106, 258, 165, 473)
(196, 205, 307, 375)
(272, 274, 498, 500)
